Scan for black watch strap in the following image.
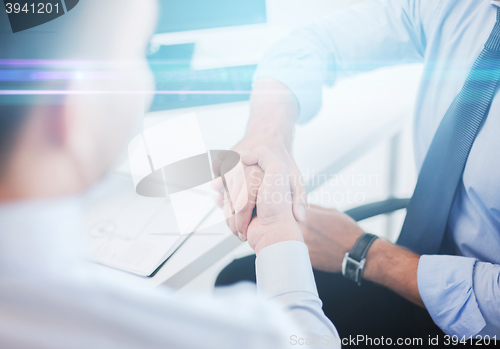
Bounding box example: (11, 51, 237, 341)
(342, 233, 378, 285)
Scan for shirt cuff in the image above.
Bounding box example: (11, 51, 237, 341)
(255, 241, 318, 298)
(417, 255, 486, 336)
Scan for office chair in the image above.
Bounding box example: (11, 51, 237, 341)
(344, 197, 410, 222)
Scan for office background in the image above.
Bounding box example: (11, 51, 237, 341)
(84, 0, 422, 292)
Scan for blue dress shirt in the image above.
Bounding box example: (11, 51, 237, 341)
(254, 0, 500, 337)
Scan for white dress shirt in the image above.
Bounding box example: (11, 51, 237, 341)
(0, 197, 339, 348)
(253, 0, 500, 337)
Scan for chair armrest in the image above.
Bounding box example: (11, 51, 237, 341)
(344, 198, 410, 222)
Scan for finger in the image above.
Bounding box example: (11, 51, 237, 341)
(211, 158, 223, 177)
(310, 204, 332, 213)
(290, 167, 307, 222)
(241, 146, 282, 172)
(235, 165, 262, 236)
(211, 150, 235, 191)
(218, 155, 247, 236)
(225, 168, 244, 214)
(228, 170, 248, 235)
(215, 192, 223, 209)
(224, 159, 246, 210)
(212, 176, 223, 193)
(223, 191, 237, 235)
(217, 150, 228, 161)
(228, 214, 237, 236)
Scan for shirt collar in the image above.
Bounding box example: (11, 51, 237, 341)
(492, 1, 500, 8)
(0, 196, 88, 280)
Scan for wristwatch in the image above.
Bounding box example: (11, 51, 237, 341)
(342, 233, 378, 285)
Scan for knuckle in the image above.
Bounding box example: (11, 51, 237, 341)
(235, 198, 249, 211)
(236, 216, 249, 231)
(274, 161, 287, 173)
(256, 145, 269, 153)
(249, 166, 264, 177)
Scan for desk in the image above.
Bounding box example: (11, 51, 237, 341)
(85, 64, 423, 290)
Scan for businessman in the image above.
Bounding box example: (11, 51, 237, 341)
(217, 0, 500, 339)
(0, 1, 339, 347)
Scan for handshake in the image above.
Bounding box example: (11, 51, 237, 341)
(212, 144, 364, 266)
(212, 146, 305, 255)
(210, 78, 363, 268)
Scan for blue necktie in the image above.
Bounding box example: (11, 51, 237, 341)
(397, 7, 500, 255)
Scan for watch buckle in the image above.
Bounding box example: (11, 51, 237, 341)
(342, 253, 366, 286)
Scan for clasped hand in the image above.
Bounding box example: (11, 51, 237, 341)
(213, 147, 363, 269)
(213, 146, 303, 254)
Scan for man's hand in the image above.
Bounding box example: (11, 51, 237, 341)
(213, 78, 307, 240)
(300, 204, 424, 307)
(300, 205, 364, 272)
(240, 146, 303, 254)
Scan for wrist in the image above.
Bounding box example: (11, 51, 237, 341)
(247, 78, 298, 149)
(245, 120, 294, 151)
(335, 223, 364, 266)
(253, 219, 304, 255)
(238, 132, 290, 154)
(362, 239, 400, 283)
(362, 239, 424, 307)
(362, 239, 419, 284)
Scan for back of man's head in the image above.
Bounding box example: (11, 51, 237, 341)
(0, 3, 74, 175)
(0, 0, 157, 200)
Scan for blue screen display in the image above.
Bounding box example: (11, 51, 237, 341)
(155, 0, 267, 33)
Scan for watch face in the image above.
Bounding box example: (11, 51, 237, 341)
(343, 255, 362, 283)
(345, 261, 359, 282)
